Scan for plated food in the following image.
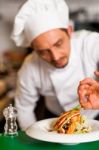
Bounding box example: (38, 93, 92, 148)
(26, 116, 99, 144)
(53, 108, 91, 134)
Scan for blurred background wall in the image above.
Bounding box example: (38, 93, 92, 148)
(0, 0, 26, 54)
(66, 0, 99, 31)
(66, 0, 99, 21)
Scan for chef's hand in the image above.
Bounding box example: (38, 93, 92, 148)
(78, 71, 99, 109)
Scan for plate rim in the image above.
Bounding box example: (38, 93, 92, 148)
(25, 118, 99, 144)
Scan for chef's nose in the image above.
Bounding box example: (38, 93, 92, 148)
(50, 48, 60, 61)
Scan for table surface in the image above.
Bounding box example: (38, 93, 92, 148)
(0, 131, 99, 150)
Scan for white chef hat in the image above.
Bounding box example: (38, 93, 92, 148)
(11, 0, 69, 47)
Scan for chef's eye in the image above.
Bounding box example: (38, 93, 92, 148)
(37, 50, 49, 57)
(38, 51, 45, 56)
(55, 40, 63, 47)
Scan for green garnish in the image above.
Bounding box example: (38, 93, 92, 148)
(72, 105, 81, 110)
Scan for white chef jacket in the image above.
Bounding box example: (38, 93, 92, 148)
(15, 30, 99, 130)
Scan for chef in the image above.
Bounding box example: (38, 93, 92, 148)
(12, 0, 99, 130)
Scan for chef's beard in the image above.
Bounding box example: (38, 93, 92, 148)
(41, 56, 69, 69)
(52, 62, 68, 68)
(51, 57, 69, 69)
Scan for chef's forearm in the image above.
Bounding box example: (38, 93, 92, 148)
(17, 108, 36, 131)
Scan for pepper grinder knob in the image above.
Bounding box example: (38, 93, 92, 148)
(3, 104, 18, 135)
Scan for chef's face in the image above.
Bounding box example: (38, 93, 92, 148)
(32, 27, 72, 68)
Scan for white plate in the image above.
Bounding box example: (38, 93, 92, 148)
(26, 118, 99, 144)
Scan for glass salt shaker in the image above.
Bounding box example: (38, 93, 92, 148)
(3, 104, 18, 135)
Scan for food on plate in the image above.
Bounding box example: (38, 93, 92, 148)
(53, 108, 91, 134)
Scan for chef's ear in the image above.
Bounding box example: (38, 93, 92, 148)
(67, 20, 74, 37)
(67, 25, 73, 37)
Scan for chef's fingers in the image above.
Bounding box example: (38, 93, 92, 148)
(79, 78, 97, 86)
(78, 84, 92, 108)
(78, 84, 90, 95)
(88, 94, 99, 109)
(94, 71, 99, 77)
(79, 94, 92, 109)
(80, 97, 92, 109)
(78, 87, 99, 109)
